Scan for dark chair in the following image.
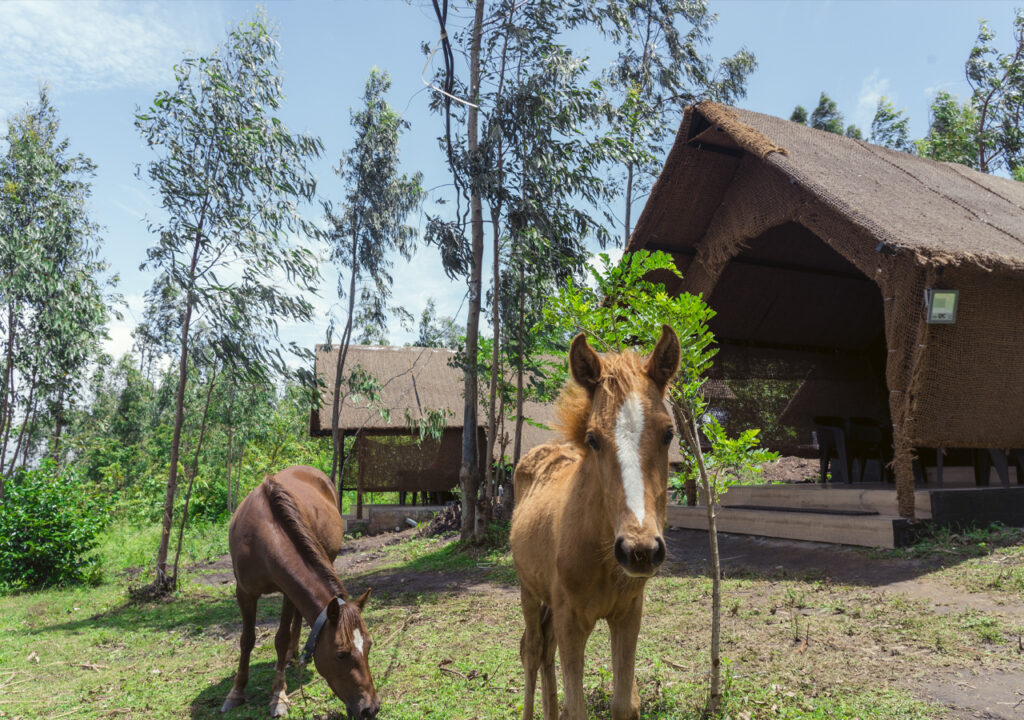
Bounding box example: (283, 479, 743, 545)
(973, 448, 1024, 488)
(847, 417, 887, 483)
(813, 416, 851, 484)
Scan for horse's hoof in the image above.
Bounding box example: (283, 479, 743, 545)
(269, 691, 290, 718)
(220, 695, 245, 713)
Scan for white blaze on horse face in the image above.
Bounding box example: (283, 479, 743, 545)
(353, 629, 365, 655)
(614, 392, 647, 525)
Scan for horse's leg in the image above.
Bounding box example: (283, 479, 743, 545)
(221, 588, 258, 712)
(553, 602, 594, 720)
(608, 595, 644, 720)
(518, 588, 544, 720)
(269, 597, 297, 717)
(539, 605, 557, 720)
(287, 602, 302, 664)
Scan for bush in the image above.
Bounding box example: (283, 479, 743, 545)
(0, 461, 107, 591)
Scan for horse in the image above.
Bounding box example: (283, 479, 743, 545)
(510, 325, 680, 720)
(221, 465, 379, 719)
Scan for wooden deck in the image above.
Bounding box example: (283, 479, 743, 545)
(668, 473, 1024, 548)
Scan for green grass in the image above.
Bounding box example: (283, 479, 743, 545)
(878, 522, 1024, 596)
(95, 517, 232, 583)
(3, 522, 1019, 719)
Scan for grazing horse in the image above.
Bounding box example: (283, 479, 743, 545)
(222, 465, 379, 719)
(511, 326, 680, 720)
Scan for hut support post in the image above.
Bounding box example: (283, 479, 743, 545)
(337, 432, 346, 513)
(357, 434, 364, 520)
(882, 263, 937, 519)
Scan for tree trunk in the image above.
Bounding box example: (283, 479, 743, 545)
(479, 202, 502, 542)
(674, 399, 722, 717)
(330, 235, 360, 484)
(477, 0, 513, 541)
(226, 381, 236, 514)
(51, 386, 66, 466)
(624, 159, 634, 245)
(0, 303, 18, 491)
(7, 366, 39, 477)
(512, 261, 526, 467)
(171, 364, 219, 584)
(459, 0, 485, 542)
(155, 238, 202, 592)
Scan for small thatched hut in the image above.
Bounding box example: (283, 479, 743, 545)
(629, 102, 1024, 520)
(309, 345, 559, 515)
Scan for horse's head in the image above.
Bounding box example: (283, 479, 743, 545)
(569, 325, 680, 578)
(314, 590, 379, 720)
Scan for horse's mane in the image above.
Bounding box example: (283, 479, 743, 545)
(555, 351, 648, 450)
(263, 475, 347, 600)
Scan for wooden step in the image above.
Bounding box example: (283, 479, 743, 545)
(715, 484, 932, 520)
(667, 504, 911, 549)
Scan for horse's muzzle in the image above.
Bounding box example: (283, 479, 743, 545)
(347, 696, 380, 720)
(614, 535, 666, 577)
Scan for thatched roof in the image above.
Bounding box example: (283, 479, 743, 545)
(630, 103, 1024, 273)
(310, 345, 564, 457)
(311, 344, 686, 462)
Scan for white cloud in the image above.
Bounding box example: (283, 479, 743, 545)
(0, 1, 218, 117)
(855, 69, 890, 135)
(103, 292, 145, 360)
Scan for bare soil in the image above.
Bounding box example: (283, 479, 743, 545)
(760, 455, 821, 484)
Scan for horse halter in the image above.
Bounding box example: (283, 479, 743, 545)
(299, 597, 346, 666)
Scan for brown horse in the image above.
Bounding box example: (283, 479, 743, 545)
(222, 465, 379, 719)
(510, 326, 680, 720)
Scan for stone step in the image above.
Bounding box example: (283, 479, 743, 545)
(667, 504, 912, 549)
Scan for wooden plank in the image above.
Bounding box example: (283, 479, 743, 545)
(667, 505, 903, 548)
(717, 484, 932, 519)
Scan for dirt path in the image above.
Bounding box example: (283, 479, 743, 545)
(665, 529, 1024, 622)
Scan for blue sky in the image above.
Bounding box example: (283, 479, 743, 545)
(1, 0, 1019, 361)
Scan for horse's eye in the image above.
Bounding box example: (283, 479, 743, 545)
(336, 650, 352, 660)
(586, 431, 600, 451)
(662, 428, 674, 445)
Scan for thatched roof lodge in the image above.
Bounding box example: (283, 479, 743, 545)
(629, 102, 1024, 522)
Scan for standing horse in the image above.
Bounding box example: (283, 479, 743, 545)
(222, 465, 379, 719)
(511, 326, 680, 720)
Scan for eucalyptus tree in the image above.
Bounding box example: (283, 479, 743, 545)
(809, 92, 844, 134)
(416, 299, 460, 349)
(870, 97, 912, 151)
(427, 0, 622, 538)
(965, 12, 1024, 175)
(322, 68, 423, 486)
(0, 89, 111, 488)
(135, 13, 323, 592)
(916, 91, 981, 169)
(791, 92, 863, 139)
(424, 0, 487, 539)
(592, 0, 756, 243)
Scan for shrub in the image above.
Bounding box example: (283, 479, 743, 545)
(0, 461, 107, 591)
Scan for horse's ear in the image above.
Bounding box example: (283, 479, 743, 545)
(354, 588, 371, 611)
(569, 333, 602, 392)
(327, 597, 341, 624)
(646, 325, 680, 390)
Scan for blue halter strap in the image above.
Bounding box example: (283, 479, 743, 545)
(299, 597, 345, 666)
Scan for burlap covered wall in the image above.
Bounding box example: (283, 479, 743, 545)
(910, 266, 1024, 448)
